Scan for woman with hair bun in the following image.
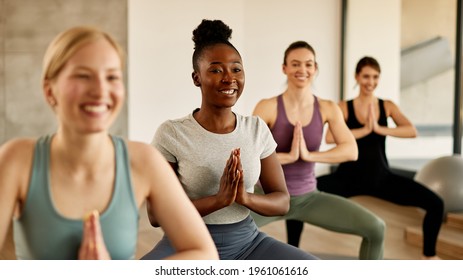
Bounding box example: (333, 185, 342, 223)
(142, 19, 317, 260)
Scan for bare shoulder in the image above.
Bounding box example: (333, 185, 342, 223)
(338, 99, 348, 110)
(126, 141, 164, 169)
(317, 97, 343, 120)
(0, 138, 36, 197)
(0, 138, 36, 166)
(382, 99, 400, 115)
(383, 99, 399, 108)
(317, 97, 338, 109)
(125, 141, 171, 200)
(125, 140, 173, 176)
(337, 100, 349, 119)
(254, 96, 277, 113)
(318, 98, 343, 124)
(260, 96, 278, 104)
(253, 96, 278, 127)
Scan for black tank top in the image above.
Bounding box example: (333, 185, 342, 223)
(336, 99, 391, 184)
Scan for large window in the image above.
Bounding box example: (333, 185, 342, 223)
(342, 0, 461, 171)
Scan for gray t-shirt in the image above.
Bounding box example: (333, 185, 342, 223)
(152, 112, 276, 224)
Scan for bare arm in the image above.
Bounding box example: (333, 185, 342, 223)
(276, 124, 300, 164)
(131, 143, 218, 260)
(374, 100, 417, 138)
(253, 98, 299, 165)
(0, 139, 34, 254)
(326, 100, 417, 141)
(235, 151, 289, 216)
(304, 99, 357, 163)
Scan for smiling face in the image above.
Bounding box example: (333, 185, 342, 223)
(283, 47, 317, 89)
(44, 38, 124, 134)
(355, 65, 380, 96)
(192, 43, 244, 109)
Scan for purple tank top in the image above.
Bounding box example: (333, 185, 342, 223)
(271, 94, 323, 195)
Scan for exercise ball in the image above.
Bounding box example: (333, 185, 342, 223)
(414, 155, 463, 214)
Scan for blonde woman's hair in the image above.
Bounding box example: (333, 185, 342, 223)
(42, 26, 125, 83)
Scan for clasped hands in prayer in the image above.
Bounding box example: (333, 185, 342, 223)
(362, 103, 380, 134)
(78, 210, 110, 260)
(217, 148, 249, 207)
(286, 121, 312, 163)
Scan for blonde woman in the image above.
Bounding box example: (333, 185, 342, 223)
(0, 26, 217, 260)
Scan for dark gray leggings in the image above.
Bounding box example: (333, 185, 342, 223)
(141, 215, 318, 260)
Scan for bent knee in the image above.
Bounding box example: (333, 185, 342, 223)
(366, 216, 386, 240)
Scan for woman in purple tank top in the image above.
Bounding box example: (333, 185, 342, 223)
(251, 41, 386, 259)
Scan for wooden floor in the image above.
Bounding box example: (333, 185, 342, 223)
(1, 196, 460, 260)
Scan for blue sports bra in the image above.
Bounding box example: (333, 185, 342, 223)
(13, 135, 139, 259)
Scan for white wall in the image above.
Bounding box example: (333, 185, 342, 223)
(344, 0, 401, 102)
(128, 0, 341, 144)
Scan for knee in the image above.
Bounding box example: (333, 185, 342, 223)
(435, 195, 444, 211)
(424, 194, 445, 217)
(367, 216, 386, 241)
(434, 195, 445, 213)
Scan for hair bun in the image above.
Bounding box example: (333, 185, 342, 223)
(192, 19, 232, 49)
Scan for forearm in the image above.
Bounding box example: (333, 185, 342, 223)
(192, 195, 229, 217)
(327, 127, 369, 144)
(304, 143, 358, 164)
(240, 191, 289, 216)
(276, 152, 298, 165)
(350, 127, 371, 140)
(375, 125, 417, 138)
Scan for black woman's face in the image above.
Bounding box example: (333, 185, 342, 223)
(193, 44, 245, 108)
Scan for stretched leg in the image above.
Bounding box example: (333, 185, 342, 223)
(251, 185, 283, 227)
(254, 184, 305, 247)
(252, 191, 309, 248)
(282, 173, 357, 249)
(288, 191, 385, 259)
(377, 173, 444, 257)
(251, 209, 282, 227)
(317, 173, 355, 197)
(286, 219, 304, 247)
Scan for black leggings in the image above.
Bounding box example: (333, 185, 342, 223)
(287, 172, 444, 257)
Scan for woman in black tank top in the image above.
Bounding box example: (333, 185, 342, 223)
(316, 57, 444, 259)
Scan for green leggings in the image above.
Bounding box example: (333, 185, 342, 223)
(251, 190, 385, 259)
